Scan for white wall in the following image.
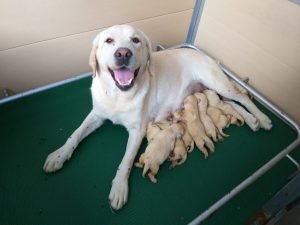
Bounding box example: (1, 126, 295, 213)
(0, 0, 194, 92)
(195, 0, 300, 124)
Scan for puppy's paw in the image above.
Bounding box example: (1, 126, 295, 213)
(109, 176, 128, 210)
(43, 146, 73, 173)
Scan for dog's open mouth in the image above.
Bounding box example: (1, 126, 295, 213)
(108, 67, 140, 91)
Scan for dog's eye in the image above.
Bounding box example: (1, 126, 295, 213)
(105, 38, 114, 44)
(132, 37, 140, 44)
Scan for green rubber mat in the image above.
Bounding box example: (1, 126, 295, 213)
(0, 77, 299, 225)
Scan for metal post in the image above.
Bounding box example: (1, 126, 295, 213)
(186, 0, 206, 44)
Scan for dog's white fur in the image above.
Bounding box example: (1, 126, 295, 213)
(43, 25, 272, 210)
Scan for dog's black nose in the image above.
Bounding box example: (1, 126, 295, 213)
(114, 48, 132, 66)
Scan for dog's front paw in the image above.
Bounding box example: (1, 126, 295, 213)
(43, 146, 73, 173)
(109, 176, 128, 210)
(245, 114, 260, 132)
(257, 114, 272, 130)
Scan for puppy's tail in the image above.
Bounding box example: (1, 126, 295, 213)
(177, 152, 187, 166)
(194, 139, 208, 158)
(204, 136, 215, 153)
(187, 141, 195, 153)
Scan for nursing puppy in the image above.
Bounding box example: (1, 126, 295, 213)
(135, 122, 184, 183)
(43, 25, 272, 210)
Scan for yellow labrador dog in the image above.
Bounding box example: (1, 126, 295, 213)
(43, 25, 272, 210)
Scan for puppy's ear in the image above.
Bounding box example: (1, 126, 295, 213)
(89, 35, 100, 77)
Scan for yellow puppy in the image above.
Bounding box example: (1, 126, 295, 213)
(170, 139, 187, 168)
(204, 90, 244, 126)
(135, 123, 184, 183)
(207, 106, 230, 140)
(146, 121, 162, 142)
(173, 112, 195, 153)
(194, 92, 218, 142)
(146, 119, 173, 142)
(181, 95, 215, 158)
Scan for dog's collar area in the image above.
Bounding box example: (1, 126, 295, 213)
(108, 67, 140, 91)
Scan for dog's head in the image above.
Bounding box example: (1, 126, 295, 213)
(89, 25, 152, 91)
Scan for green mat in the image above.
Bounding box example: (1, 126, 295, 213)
(0, 77, 299, 225)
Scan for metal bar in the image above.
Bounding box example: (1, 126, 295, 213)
(186, 0, 206, 44)
(189, 138, 300, 225)
(219, 64, 300, 131)
(286, 154, 300, 170)
(246, 173, 300, 225)
(0, 72, 91, 105)
(289, 0, 300, 6)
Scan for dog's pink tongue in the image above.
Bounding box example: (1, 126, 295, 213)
(114, 69, 134, 85)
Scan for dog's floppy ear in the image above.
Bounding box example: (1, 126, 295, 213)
(89, 34, 100, 77)
(140, 30, 153, 76)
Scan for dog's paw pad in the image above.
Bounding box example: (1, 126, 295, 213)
(246, 115, 260, 131)
(109, 177, 128, 210)
(43, 148, 71, 173)
(258, 114, 272, 130)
